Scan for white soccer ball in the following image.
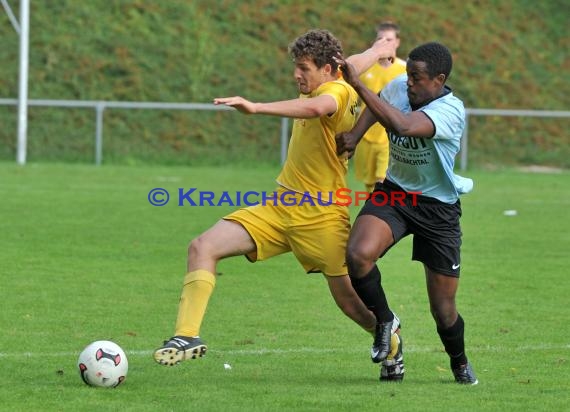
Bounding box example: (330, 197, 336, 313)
(77, 340, 128, 388)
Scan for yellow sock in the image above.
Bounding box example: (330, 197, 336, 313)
(174, 270, 216, 337)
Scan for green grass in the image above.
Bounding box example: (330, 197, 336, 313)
(0, 163, 568, 411)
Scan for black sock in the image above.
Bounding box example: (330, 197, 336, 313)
(350, 265, 393, 323)
(437, 314, 468, 369)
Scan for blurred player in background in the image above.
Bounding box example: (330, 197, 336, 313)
(355, 21, 407, 193)
(335, 42, 478, 385)
(154, 29, 397, 374)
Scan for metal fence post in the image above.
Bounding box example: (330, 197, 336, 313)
(95, 102, 104, 166)
(280, 117, 289, 165)
(460, 113, 469, 171)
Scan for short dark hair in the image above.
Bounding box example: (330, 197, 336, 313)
(375, 21, 400, 38)
(288, 29, 343, 71)
(408, 42, 453, 80)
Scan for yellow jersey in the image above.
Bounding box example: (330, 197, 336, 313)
(276, 79, 358, 202)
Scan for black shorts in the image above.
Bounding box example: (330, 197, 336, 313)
(358, 179, 463, 277)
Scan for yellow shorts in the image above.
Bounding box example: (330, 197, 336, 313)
(354, 137, 389, 186)
(224, 189, 350, 276)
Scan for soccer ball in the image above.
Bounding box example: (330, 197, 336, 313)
(77, 340, 128, 388)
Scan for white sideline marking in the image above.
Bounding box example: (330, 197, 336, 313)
(0, 344, 568, 358)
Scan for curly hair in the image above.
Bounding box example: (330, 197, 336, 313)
(288, 29, 343, 71)
(408, 42, 453, 80)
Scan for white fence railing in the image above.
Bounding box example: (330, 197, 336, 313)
(0, 98, 289, 166)
(461, 108, 570, 170)
(1, 98, 569, 170)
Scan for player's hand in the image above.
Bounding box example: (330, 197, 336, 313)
(371, 37, 397, 61)
(213, 96, 257, 114)
(335, 131, 359, 158)
(333, 54, 360, 87)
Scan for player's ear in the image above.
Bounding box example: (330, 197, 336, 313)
(435, 73, 446, 86)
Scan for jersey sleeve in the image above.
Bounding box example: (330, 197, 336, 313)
(315, 80, 351, 117)
(422, 98, 465, 142)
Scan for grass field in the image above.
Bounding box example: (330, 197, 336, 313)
(0, 162, 568, 412)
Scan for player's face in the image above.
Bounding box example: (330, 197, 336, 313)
(406, 60, 445, 109)
(293, 57, 330, 94)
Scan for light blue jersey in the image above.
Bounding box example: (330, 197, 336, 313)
(381, 74, 473, 203)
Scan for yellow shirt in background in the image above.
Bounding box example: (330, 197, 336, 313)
(359, 58, 407, 144)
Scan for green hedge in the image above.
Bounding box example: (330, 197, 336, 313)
(1, 0, 568, 167)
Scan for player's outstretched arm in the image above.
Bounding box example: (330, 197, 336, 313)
(214, 94, 337, 119)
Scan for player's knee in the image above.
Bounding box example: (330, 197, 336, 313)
(346, 244, 375, 274)
(188, 236, 212, 261)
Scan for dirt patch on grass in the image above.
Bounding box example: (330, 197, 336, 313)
(517, 165, 565, 173)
